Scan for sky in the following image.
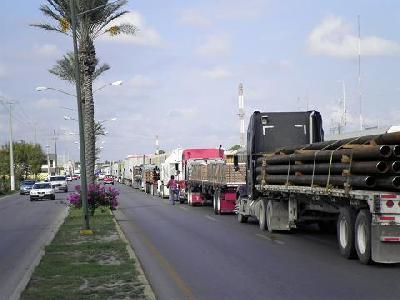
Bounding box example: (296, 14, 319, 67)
(1, 0, 400, 162)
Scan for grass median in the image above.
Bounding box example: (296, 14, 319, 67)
(22, 208, 148, 299)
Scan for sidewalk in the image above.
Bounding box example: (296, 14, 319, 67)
(21, 208, 155, 299)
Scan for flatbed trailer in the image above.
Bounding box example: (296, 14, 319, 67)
(236, 110, 400, 264)
(237, 184, 400, 264)
(187, 153, 246, 214)
(188, 179, 245, 214)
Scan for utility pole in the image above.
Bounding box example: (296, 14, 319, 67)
(238, 83, 245, 148)
(8, 102, 15, 191)
(46, 145, 50, 178)
(70, 0, 90, 231)
(357, 15, 363, 130)
(53, 129, 58, 175)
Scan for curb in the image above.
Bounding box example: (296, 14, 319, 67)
(10, 205, 69, 300)
(113, 214, 156, 300)
(0, 192, 17, 202)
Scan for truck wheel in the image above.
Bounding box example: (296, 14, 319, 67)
(259, 200, 267, 231)
(51, 194, 55, 200)
(266, 200, 274, 233)
(337, 207, 357, 259)
(213, 193, 218, 214)
(187, 190, 192, 206)
(355, 210, 372, 265)
(238, 213, 248, 223)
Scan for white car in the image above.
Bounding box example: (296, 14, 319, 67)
(49, 175, 68, 192)
(30, 182, 55, 201)
(98, 173, 105, 180)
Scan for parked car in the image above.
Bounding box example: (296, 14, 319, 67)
(98, 173, 105, 180)
(49, 175, 68, 192)
(19, 180, 36, 195)
(71, 175, 78, 180)
(30, 182, 55, 201)
(66, 175, 72, 181)
(103, 175, 114, 185)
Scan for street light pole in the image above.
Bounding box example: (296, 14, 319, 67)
(53, 129, 58, 175)
(70, 0, 90, 231)
(8, 103, 15, 191)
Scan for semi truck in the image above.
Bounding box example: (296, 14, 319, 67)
(186, 150, 246, 214)
(236, 111, 400, 264)
(182, 148, 224, 205)
(159, 148, 184, 199)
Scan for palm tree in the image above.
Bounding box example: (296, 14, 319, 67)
(33, 0, 136, 184)
(49, 51, 110, 116)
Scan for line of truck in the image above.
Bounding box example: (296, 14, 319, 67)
(109, 110, 400, 265)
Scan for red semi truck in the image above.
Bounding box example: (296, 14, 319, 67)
(184, 149, 246, 214)
(181, 149, 224, 205)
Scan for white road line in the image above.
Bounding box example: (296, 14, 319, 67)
(256, 233, 285, 245)
(179, 206, 188, 211)
(256, 233, 272, 241)
(205, 215, 218, 222)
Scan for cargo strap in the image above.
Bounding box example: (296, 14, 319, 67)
(286, 154, 293, 186)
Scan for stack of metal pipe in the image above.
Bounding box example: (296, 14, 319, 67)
(256, 131, 400, 191)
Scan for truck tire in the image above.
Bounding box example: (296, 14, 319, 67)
(213, 193, 218, 214)
(266, 200, 274, 233)
(187, 190, 192, 206)
(238, 213, 248, 223)
(355, 210, 372, 265)
(259, 200, 267, 231)
(213, 192, 221, 215)
(337, 207, 357, 259)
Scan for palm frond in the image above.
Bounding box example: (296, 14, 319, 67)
(93, 63, 110, 81)
(49, 51, 110, 83)
(30, 23, 66, 34)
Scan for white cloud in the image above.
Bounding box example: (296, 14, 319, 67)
(35, 98, 60, 109)
(33, 44, 61, 58)
(196, 35, 231, 57)
(100, 11, 161, 47)
(180, 9, 212, 28)
(308, 16, 400, 58)
(202, 66, 232, 79)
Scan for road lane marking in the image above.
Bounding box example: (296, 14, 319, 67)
(179, 206, 188, 211)
(116, 210, 196, 300)
(205, 215, 218, 222)
(256, 233, 285, 245)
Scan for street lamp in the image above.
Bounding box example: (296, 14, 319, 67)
(35, 86, 76, 97)
(93, 80, 123, 93)
(35, 80, 122, 98)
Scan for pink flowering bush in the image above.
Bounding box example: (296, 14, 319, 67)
(67, 184, 119, 215)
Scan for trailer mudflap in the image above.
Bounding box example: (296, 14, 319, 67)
(268, 200, 290, 231)
(371, 223, 400, 264)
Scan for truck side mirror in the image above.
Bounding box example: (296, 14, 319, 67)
(175, 163, 179, 171)
(234, 155, 239, 171)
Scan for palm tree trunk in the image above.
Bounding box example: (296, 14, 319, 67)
(79, 39, 97, 185)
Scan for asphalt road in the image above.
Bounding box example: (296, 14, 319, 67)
(115, 183, 400, 300)
(0, 189, 68, 299)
